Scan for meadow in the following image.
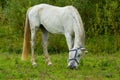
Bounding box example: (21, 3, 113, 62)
(0, 25, 120, 79)
(0, 0, 120, 80)
(0, 26, 120, 80)
(0, 52, 120, 80)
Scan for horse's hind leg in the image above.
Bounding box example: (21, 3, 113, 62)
(31, 27, 38, 66)
(41, 26, 52, 66)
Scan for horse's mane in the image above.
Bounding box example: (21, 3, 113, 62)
(69, 6, 85, 47)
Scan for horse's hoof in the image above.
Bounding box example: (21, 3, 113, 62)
(48, 62, 52, 66)
(32, 62, 37, 66)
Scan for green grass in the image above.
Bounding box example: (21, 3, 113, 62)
(0, 52, 120, 80)
(0, 26, 120, 80)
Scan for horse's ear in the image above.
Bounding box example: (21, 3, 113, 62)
(81, 48, 88, 53)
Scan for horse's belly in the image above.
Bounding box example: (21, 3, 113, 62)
(43, 23, 64, 34)
(41, 15, 64, 34)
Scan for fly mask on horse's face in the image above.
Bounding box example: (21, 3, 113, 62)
(68, 47, 88, 69)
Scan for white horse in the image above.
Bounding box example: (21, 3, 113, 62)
(21, 4, 88, 69)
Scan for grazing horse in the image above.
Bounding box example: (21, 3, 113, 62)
(21, 4, 88, 69)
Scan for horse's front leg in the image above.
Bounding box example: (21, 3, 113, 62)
(65, 33, 74, 50)
(31, 28, 37, 66)
(41, 29, 52, 66)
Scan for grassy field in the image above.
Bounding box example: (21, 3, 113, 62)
(0, 52, 120, 80)
(0, 26, 120, 80)
(0, 1, 120, 79)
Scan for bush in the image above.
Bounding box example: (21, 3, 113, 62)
(0, 0, 120, 54)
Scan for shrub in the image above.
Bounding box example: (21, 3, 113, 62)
(0, 0, 120, 54)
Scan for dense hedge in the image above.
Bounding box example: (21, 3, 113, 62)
(1, 0, 119, 35)
(0, 0, 120, 54)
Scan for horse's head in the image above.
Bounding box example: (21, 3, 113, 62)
(68, 47, 88, 69)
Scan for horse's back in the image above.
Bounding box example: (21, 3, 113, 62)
(27, 4, 76, 34)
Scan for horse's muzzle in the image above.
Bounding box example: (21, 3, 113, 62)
(68, 61, 77, 70)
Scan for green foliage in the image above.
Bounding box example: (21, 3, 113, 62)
(0, 7, 6, 25)
(0, 0, 7, 9)
(91, 0, 120, 35)
(0, 0, 120, 54)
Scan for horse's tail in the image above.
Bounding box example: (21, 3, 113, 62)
(21, 12, 30, 60)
